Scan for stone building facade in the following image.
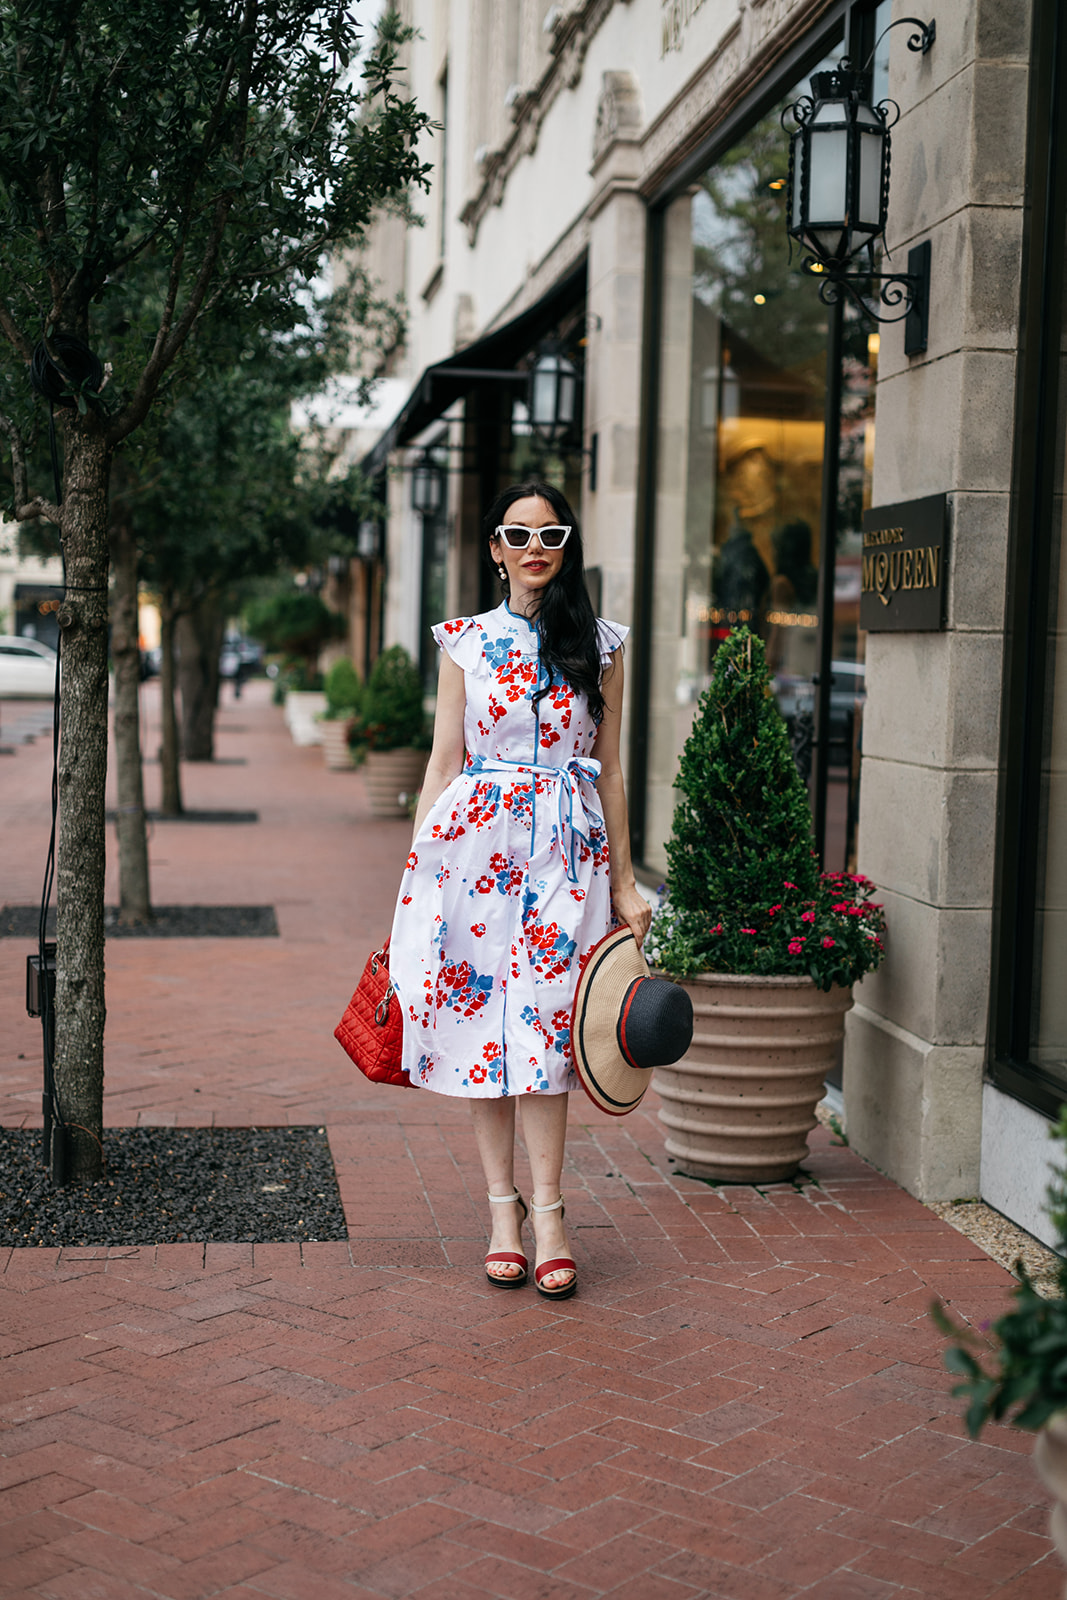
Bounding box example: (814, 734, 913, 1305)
(358, 0, 1065, 1243)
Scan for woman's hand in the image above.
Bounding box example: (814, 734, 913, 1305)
(613, 881, 652, 949)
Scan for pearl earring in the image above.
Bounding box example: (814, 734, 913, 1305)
(498, 565, 507, 581)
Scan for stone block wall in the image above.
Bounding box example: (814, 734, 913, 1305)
(844, 1, 1032, 1200)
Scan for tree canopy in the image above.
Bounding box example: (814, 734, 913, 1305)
(0, 0, 427, 469)
(0, 0, 431, 1181)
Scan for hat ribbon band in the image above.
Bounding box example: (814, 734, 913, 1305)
(467, 754, 601, 884)
(616, 975, 646, 1070)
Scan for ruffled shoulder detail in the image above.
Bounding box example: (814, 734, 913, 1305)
(431, 617, 491, 678)
(596, 618, 629, 667)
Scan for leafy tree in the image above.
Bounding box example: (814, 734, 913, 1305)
(0, 0, 430, 1180)
(244, 589, 345, 680)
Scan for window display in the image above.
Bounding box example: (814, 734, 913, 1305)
(642, 26, 888, 876)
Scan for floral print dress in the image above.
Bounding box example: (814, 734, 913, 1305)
(389, 602, 627, 1097)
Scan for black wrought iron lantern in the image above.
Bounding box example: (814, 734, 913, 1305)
(783, 17, 935, 342)
(787, 67, 890, 271)
(529, 344, 578, 446)
(356, 519, 382, 561)
(411, 451, 444, 517)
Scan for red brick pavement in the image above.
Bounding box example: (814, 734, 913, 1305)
(0, 681, 1062, 1599)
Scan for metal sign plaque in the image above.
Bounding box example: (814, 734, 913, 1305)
(860, 493, 947, 632)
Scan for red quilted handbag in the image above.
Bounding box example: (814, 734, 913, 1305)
(334, 937, 411, 1087)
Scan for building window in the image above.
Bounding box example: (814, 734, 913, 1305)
(990, 0, 1067, 1116)
(640, 23, 886, 878)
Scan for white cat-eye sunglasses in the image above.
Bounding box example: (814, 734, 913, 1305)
(495, 524, 572, 550)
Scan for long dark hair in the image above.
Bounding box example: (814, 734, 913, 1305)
(484, 480, 608, 723)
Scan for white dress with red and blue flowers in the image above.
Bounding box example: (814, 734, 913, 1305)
(389, 602, 627, 1097)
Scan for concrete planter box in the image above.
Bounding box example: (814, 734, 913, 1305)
(284, 690, 327, 746)
(654, 972, 853, 1184)
(361, 747, 428, 818)
(320, 716, 356, 770)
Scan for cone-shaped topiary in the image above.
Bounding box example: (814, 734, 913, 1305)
(666, 627, 816, 914)
(647, 626, 887, 988)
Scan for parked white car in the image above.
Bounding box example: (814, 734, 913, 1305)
(0, 636, 59, 697)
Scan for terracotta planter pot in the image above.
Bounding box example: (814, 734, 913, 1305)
(320, 717, 356, 770)
(1033, 1410, 1067, 1589)
(361, 747, 428, 818)
(653, 972, 852, 1184)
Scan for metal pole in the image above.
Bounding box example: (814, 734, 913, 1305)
(813, 291, 844, 866)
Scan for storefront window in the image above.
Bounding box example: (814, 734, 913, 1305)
(1029, 247, 1067, 1086)
(986, 0, 1066, 1116)
(643, 20, 887, 876)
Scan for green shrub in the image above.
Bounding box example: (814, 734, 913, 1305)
(667, 627, 816, 915)
(243, 592, 344, 678)
(647, 627, 887, 989)
(352, 644, 426, 752)
(323, 657, 363, 719)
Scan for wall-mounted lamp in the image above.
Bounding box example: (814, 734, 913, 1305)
(411, 451, 445, 517)
(356, 519, 382, 561)
(784, 17, 935, 353)
(529, 344, 579, 446)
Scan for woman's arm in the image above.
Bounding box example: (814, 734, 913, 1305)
(591, 651, 652, 948)
(409, 652, 466, 842)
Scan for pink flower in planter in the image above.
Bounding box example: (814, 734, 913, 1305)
(788, 937, 806, 954)
(740, 928, 756, 935)
(822, 937, 836, 949)
(801, 910, 815, 923)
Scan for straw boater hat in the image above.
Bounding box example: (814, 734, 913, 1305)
(570, 928, 694, 1116)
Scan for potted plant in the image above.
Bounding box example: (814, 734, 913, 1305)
(645, 626, 887, 1183)
(934, 1110, 1067, 1580)
(351, 644, 429, 817)
(319, 657, 364, 770)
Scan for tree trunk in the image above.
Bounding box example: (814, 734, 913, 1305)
(158, 591, 183, 816)
(177, 595, 224, 761)
(55, 417, 111, 1184)
(110, 517, 152, 924)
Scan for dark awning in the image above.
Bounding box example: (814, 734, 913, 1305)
(359, 257, 587, 479)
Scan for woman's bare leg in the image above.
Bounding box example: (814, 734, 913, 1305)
(519, 1092, 575, 1292)
(470, 1097, 524, 1281)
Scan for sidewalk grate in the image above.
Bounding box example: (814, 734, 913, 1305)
(0, 904, 279, 937)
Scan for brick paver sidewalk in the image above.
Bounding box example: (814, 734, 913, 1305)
(0, 681, 1062, 1599)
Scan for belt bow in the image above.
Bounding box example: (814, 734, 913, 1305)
(467, 753, 602, 883)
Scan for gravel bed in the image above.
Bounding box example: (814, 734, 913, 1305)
(928, 1200, 1063, 1298)
(0, 904, 278, 938)
(0, 1126, 347, 1246)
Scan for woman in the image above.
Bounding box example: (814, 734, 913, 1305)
(389, 480, 650, 1299)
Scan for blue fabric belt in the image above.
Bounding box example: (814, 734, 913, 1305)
(466, 753, 602, 884)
